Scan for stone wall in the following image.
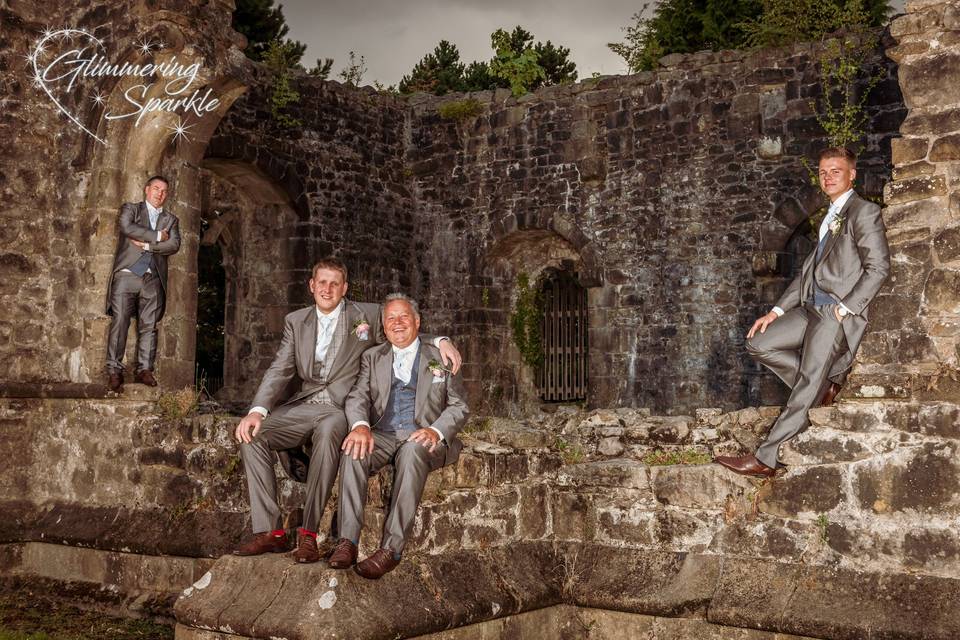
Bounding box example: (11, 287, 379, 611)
(0, 0, 250, 389)
(205, 74, 417, 312)
(849, 1, 960, 402)
(406, 41, 904, 414)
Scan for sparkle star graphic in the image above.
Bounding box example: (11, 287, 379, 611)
(167, 118, 195, 145)
(91, 89, 106, 106)
(135, 38, 156, 56)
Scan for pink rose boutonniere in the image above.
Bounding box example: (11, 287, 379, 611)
(353, 318, 370, 341)
(427, 359, 450, 380)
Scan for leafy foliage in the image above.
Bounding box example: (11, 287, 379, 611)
(609, 0, 762, 72)
(400, 27, 577, 96)
(400, 40, 467, 95)
(510, 273, 544, 368)
(308, 58, 334, 79)
(263, 39, 302, 128)
(740, 0, 889, 47)
(338, 51, 367, 87)
(438, 98, 484, 121)
(811, 33, 883, 150)
(490, 28, 546, 97)
(232, 0, 305, 63)
(608, 0, 889, 72)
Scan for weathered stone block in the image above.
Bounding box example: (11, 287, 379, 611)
(932, 225, 960, 264)
(759, 465, 844, 517)
(885, 174, 947, 204)
(853, 442, 960, 514)
(650, 464, 755, 509)
(923, 268, 960, 314)
(891, 136, 929, 165)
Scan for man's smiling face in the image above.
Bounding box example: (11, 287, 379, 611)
(309, 268, 348, 314)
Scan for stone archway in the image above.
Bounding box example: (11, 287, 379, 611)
(76, 19, 250, 388)
(198, 159, 302, 406)
(479, 229, 598, 414)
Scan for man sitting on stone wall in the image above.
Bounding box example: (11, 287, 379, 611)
(326, 293, 469, 579)
(105, 175, 182, 393)
(716, 147, 890, 478)
(232, 259, 461, 564)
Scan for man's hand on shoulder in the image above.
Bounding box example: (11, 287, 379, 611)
(437, 339, 462, 374)
(747, 311, 780, 339)
(342, 425, 374, 460)
(235, 412, 263, 443)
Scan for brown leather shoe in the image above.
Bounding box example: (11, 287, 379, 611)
(355, 548, 400, 579)
(134, 370, 158, 386)
(233, 532, 289, 556)
(714, 454, 776, 478)
(819, 382, 842, 407)
(327, 538, 358, 569)
(107, 372, 124, 393)
(292, 532, 320, 564)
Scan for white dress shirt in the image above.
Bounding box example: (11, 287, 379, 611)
(314, 301, 343, 363)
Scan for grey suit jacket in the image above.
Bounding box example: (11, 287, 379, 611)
(105, 201, 182, 317)
(346, 340, 469, 467)
(775, 192, 890, 377)
(250, 300, 384, 412)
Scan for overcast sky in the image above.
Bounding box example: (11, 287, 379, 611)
(280, 0, 907, 88)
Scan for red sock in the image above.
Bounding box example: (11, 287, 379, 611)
(270, 529, 286, 538)
(298, 528, 317, 538)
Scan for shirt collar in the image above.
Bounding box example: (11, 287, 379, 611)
(315, 299, 344, 323)
(829, 189, 854, 214)
(145, 201, 162, 217)
(392, 337, 421, 358)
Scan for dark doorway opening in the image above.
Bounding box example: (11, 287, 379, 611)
(538, 269, 588, 402)
(196, 221, 225, 396)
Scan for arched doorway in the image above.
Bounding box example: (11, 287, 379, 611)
(538, 268, 588, 402)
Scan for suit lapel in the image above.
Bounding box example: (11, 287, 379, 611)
(327, 301, 357, 379)
(300, 308, 317, 380)
(375, 344, 393, 416)
(818, 194, 856, 264)
(414, 343, 432, 421)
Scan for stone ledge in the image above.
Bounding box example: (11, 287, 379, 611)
(173, 544, 960, 640)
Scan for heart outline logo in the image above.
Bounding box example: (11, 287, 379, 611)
(30, 28, 108, 146)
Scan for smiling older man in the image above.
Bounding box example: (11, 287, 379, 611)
(232, 261, 461, 564)
(326, 292, 469, 579)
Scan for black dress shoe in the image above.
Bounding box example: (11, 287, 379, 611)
(714, 454, 776, 478)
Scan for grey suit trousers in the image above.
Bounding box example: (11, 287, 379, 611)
(747, 304, 848, 468)
(106, 271, 164, 373)
(337, 430, 446, 555)
(240, 402, 348, 533)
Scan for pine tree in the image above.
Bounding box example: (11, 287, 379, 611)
(399, 41, 467, 95)
(534, 40, 578, 87)
(232, 0, 305, 63)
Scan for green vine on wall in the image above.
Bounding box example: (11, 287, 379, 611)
(812, 33, 881, 151)
(264, 39, 303, 129)
(510, 273, 544, 368)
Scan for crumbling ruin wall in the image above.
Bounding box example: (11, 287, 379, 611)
(0, 0, 250, 389)
(406, 41, 904, 415)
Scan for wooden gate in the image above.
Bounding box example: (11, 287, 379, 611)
(538, 270, 588, 402)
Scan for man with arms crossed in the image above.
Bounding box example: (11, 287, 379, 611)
(327, 293, 468, 579)
(105, 176, 181, 392)
(233, 260, 461, 563)
(716, 147, 889, 477)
